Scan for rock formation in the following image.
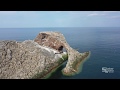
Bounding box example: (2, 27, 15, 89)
(34, 31, 90, 75)
(0, 40, 67, 79)
(0, 31, 90, 79)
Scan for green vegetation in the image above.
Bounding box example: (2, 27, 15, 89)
(31, 54, 68, 79)
(31, 52, 91, 79)
(43, 54, 68, 79)
(31, 72, 45, 79)
(62, 51, 91, 76)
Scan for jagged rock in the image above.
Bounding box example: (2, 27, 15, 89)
(0, 31, 90, 79)
(0, 40, 67, 79)
(34, 31, 90, 76)
(34, 32, 65, 53)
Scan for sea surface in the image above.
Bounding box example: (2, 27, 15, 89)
(0, 27, 120, 79)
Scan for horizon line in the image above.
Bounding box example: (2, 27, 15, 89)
(0, 27, 120, 28)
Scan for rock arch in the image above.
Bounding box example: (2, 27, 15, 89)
(34, 31, 90, 75)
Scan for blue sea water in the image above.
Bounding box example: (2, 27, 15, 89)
(0, 27, 120, 79)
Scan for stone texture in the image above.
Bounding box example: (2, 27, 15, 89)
(34, 32, 65, 53)
(34, 31, 90, 75)
(0, 40, 67, 79)
(0, 31, 90, 79)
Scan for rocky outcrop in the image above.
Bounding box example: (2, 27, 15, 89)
(34, 32, 65, 53)
(0, 40, 67, 79)
(0, 31, 90, 79)
(34, 31, 90, 76)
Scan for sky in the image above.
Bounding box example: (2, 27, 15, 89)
(0, 11, 120, 28)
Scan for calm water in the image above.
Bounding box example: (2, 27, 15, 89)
(0, 27, 120, 79)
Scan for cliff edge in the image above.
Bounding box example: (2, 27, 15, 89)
(0, 40, 67, 79)
(0, 31, 90, 79)
(34, 31, 90, 76)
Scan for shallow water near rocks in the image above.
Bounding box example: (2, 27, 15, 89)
(0, 27, 120, 79)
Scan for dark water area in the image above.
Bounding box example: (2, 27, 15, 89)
(0, 27, 120, 79)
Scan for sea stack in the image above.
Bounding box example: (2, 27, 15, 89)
(0, 31, 90, 79)
(34, 31, 90, 76)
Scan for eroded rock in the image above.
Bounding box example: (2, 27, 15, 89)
(0, 31, 90, 79)
(0, 40, 67, 79)
(34, 31, 90, 75)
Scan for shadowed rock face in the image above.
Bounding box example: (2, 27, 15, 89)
(34, 31, 90, 75)
(0, 40, 67, 79)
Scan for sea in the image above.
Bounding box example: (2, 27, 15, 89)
(0, 27, 120, 79)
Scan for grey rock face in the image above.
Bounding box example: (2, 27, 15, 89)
(0, 40, 67, 79)
(0, 31, 90, 79)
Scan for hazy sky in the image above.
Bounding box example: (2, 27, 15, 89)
(0, 11, 120, 28)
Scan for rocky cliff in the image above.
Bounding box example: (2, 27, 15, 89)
(34, 31, 90, 76)
(0, 40, 67, 79)
(0, 31, 90, 79)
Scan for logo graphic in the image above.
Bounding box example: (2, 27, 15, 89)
(102, 67, 114, 73)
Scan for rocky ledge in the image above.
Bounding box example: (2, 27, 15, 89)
(0, 31, 90, 79)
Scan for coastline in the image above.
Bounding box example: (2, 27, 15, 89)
(35, 51, 90, 79)
(75, 51, 91, 74)
(42, 60, 66, 79)
(0, 31, 91, 79)
(62, 51, 91, 76)
(32, 53, 68, 79)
